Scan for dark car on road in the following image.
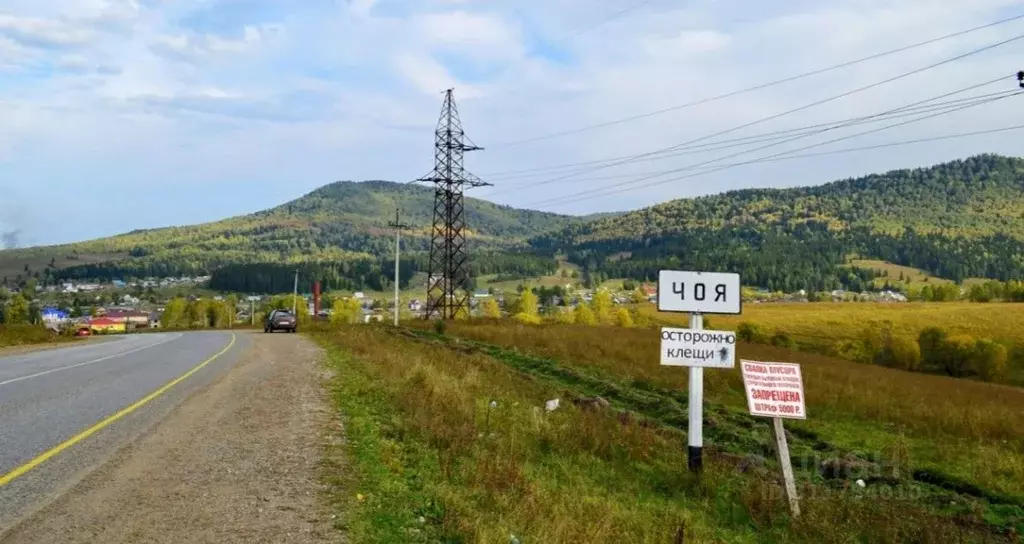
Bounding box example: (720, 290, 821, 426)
(264, 309, 298, 333)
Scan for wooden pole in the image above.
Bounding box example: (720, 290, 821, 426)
(770, 417, 800, 517)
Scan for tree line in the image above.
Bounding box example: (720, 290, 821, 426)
(540, 223, 1024, 294)
(208, 252, 556, 295)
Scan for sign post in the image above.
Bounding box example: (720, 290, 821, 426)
(740, 360, 806, 517)
(687, 313, 704, 472)
(657, 270, 741, 473)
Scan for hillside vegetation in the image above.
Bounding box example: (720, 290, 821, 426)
(649, 302, 1024, 384)
(0, 180, 574, 287)
(5, 155, 1024, 297)
(570, 154, 1024, 240)
(537, 154, 1024, 291)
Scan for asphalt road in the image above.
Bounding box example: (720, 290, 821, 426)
(0, 331, 248, 531)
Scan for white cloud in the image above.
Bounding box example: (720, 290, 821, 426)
(0, 13, 96, 49)
(151, 24, 275, 61)
(416, 11, 523, 59)
(393, 52, 484, 97)
(643, 30, 731, 58)
(3, 0, 1024, 244)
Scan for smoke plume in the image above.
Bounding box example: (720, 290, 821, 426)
(1, 229, 20, 249)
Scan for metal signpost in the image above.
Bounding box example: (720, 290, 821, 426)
(657, 270, 741, 473)
(740, 360, 806, 516)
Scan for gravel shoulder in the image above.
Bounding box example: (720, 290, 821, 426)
(0, 331, 337, 544)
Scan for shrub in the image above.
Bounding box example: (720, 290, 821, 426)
(736, 322, 764, 343)
(940, 334, 976, 378)
(614, 308, 634, 328)
(0, 324, 58, 347)
(481, 298, 501, 319)
(918, 327, 948, 372)
(574, 304, 597, 326)
(971, 339, 1008, 382)
(433, 319, 447, 336)
(514, 312, 542, 325)
(770, 331, 795, 349)
(591, 290, 613, 324)
(552, 308, 575, 325)
(880, 335, 921, 371)
(859, 321, 895, 363)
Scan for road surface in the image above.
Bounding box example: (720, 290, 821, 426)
(0, 331, 334, 543)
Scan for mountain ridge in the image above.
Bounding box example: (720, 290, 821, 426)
(535, 153, 1024, 291)
(562, 153, 1024, 244)
(0, 180, 576, 283)
(3, 154, 1023, 291)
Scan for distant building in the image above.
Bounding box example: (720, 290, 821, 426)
(89, 317, 126, 333)
(104, 309, 153, 328)
(41, 308, 70, 325)
(879, 290, 908, 303)
(120, 294, 140, 305)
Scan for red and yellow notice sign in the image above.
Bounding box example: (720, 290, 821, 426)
(740, 360, 806, 419)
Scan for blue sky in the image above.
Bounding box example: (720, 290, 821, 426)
(1, 0, 1024, 247)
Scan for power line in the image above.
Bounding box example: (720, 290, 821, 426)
(526, 91, 1021, 209)
(488, 12, 1024, 148)
(490, 96, 1024, 187)
(743, 123, 1024, 163)
(481, 89, 1019, 183)
(529, 91, 1018, 208)
(482, 27, 1024, 198)
(487, 74, 1016, 198)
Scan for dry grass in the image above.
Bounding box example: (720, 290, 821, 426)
(318, 322, 1023, 542)
(645, 301, 1024, 350)
(428, 321, 1024, 501)
(0, 324, 68, 348)
(848, 259, 952, 287)
(847, 259, 990, 289)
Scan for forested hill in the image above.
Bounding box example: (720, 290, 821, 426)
(559, 154, 1024, 243)
(534, 154, 1024, 291)
(268, 180, 573, 240)
(0, 180, 574, 285)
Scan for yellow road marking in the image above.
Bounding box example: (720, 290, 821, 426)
(0, 332, 237, 487)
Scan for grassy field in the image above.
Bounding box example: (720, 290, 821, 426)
(316, 321, 1024, 542)
(846, 259, 990, 290)
(847, 259, 953, 288)
(644, 301, 1024, 351)
(0, 324, 71, 348)
(477, 258, 583, 292)
(0, 250, 119, 282)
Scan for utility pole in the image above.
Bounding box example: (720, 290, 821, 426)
(388, 208, 411, 326)
(417, 88, 489, 320)
(292, 270, 299, 316)
(251, 297, 255, 326)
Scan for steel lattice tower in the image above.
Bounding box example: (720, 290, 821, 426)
(419, 89, 489, 320)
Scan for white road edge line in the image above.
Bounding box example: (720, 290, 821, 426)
(0, 333, 184, 388)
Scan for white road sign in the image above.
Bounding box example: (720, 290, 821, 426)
(658, 270, 741, 314)
(660, 327, 737, 368)
(740, 360, 806, 419)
